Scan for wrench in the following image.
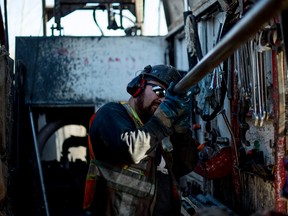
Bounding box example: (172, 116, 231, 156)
(256, 45, 265, 127)
(250, 39, 259, 126)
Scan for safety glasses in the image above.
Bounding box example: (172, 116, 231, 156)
(146, 83, 166, 98)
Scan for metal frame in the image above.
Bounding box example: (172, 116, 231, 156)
(52, 0, 144, 32)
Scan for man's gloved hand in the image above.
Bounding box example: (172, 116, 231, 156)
(174, 89, 192, 133)
(154, 82, 191, 132)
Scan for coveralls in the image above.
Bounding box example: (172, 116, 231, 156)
(83, 102, 198, 216)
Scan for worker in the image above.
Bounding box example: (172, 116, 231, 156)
(83, 64, 199, 216)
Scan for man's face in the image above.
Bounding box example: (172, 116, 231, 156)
(134, 80, 166, 123)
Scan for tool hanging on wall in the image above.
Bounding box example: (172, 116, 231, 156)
(195, 3, 239, 122)
(234, 42, 252, 147)
(235, 29, 274, 129)
(198, 20, 225, 122)
(183, 4, 203, 140)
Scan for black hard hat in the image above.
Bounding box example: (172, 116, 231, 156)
(141, 65, 183, 87)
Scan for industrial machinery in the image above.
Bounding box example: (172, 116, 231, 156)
(1, 0, 288, 215)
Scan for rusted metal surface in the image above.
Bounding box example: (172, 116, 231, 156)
(15, 36, 167, 107)
(168, 0, 288, 214)
(238, 119, 276, 214)
(194, 147, 233, 179)
(272, 50, 287, 213)
(174, 0, 288, 94)
(240, 172, 275, 215)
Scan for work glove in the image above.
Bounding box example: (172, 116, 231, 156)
(154, 82, 192, 133)
(174, 91, 192, 133)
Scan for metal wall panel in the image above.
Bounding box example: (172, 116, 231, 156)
(15, 36, 167, 107)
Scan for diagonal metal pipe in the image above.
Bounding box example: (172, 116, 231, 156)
(174, 0, 288, 94)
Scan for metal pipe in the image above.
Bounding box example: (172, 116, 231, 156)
(29, 107, 50, 216)
(42, 0, 46, 36)
(4, 0, 9, 50)
(183, 0, 189, 12)
(219, 109, 239, 166)
(174, 0, 288, 94)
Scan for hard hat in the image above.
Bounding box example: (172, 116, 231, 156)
(127, 64, 183, 97)
(141, 65, 183, 87)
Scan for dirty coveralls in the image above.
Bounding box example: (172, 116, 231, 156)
(83, 102, 198, 216)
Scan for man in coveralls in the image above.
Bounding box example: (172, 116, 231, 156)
(83, 64, 198, 216)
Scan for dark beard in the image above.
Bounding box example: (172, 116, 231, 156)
(134, 94, 155, 124)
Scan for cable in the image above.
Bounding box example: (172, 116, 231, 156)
(92, 9, 104, 36)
